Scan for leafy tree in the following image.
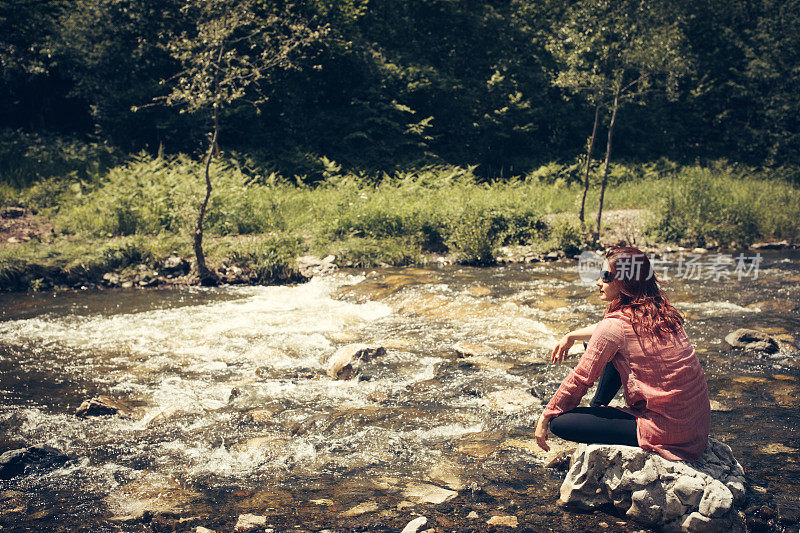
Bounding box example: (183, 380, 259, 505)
(742, 0, 800, 165)
(56, 0, 188, 150)
(142, 0, 324, 283)
(548, 0, 691, 237)
(0, 0, 83, 131)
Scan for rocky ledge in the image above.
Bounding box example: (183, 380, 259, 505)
(559, 438, 746, 532)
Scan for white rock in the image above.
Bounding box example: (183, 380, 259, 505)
(483, 388, 537, 413)
(672, 476, 706, 507)
(402, 483, 458, 505)
(326, 343, 386, 379)
(196, 528, 216, 533)
(467, 511, 479, 519)
(559, 438, 746, 532)
(400, 516, 428, 533)
(680, 511, 713, 532)
(725, 477, 746, 502)
(234, 514, 266, 532)
(698, 480, 733, 518)
(486, 515, 518, 527)
(340, 501, 379, 517)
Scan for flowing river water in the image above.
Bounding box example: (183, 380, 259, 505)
(0, 252, 799, 532)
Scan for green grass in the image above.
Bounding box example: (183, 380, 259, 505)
(1, 152, 798, 290)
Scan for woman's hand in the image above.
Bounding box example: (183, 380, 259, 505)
(551, 334, 575, 363)
(535, 415, 551, 451)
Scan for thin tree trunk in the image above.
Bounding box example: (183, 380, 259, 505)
(195, 106, 219, 285)
(595, 85, 621, 241)
(579, 103, 601, 224)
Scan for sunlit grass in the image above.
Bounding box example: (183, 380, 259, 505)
(1, 154, 798, 289)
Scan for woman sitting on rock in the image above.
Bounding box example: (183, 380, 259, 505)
(535, 246, 710, 461)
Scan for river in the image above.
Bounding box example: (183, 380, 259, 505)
(1, 251, 798, 531)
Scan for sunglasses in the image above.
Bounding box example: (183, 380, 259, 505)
(599, 270, 615, 283)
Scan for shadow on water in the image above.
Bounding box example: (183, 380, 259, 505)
(0, 251, 798, 531)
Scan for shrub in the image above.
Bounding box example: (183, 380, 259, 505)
(223, 236, 304, 283)
(448, 209, 502, 265)
(330, 237, 420, 268)
(545, 215, 584, 256)
(646, 167, 799, 247)
(0, 129, 121, 188)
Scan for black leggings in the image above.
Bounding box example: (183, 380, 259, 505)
(548, 362, 639, 447)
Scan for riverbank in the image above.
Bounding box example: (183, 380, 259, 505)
(1, 157, 799, 291)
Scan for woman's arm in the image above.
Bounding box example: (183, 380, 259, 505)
(550, 322, 598, 363)
(537, 318, 624, 450)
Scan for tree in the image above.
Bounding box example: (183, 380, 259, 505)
(548, 0, 690, 239)
(141, 0, 324, 284)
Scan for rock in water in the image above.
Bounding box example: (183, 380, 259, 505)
(76, 395, 134, 417)
(401, 483, 458, 505)
(234, 513, 267, 532)
(483, 388, 537, 413)
(724, 329, 779, 354)
(487, 515, 518, 527)
(453, 341, 498, 358)
(559, 438, 746, 532)
(0, 446, 69, 479)
(400, 516, 427, 533)
(326, 343, 386, 379)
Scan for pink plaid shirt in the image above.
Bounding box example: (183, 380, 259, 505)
(543, 310, 710, 461)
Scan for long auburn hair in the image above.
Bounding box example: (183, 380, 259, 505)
(604, 246, 683, 338)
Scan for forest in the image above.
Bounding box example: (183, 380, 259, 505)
(3, 0, 799, 173)
(1, 0, 799, 287)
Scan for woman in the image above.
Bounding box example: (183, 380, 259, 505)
(534, 246, 710, 461)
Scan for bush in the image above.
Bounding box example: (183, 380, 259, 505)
(448, 209, 502, 265)
(222, 236, 304, 283)
(544, 215, 584, 255)
(56, 154, 287, 237)
(647, 167, 799, 247)
(0, 130, 121, 188)
(326, 237, 420, 268)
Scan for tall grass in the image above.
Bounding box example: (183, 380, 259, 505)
(1, 152, 798, 289)
(646, 168, 800, 246)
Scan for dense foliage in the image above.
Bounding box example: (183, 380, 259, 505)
(2, 0, 798, 176)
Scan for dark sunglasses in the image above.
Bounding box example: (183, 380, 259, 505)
(599, 270, 615, 283)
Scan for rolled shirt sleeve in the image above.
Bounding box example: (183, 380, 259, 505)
(542, 317, 625, 418)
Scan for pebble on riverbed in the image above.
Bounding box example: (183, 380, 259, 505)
(233, 513, 269, 532)
(0, 446, 69, 480)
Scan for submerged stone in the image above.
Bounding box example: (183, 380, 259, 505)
(482, 388, 537, 413)
(453, 341, 499, 358)
(107, 472, 204, 521)
(487, 515, 518, 527)
(326, 343, 386, 379)
(339, 501, 379, 517)
(0, 446, 69, 480)
(233, 513, 267, 532)
(401, 483, 458, 505)
(559, 438, 746, 532)
(724, 329, 779, 354)
(76, 395, 134, 418)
